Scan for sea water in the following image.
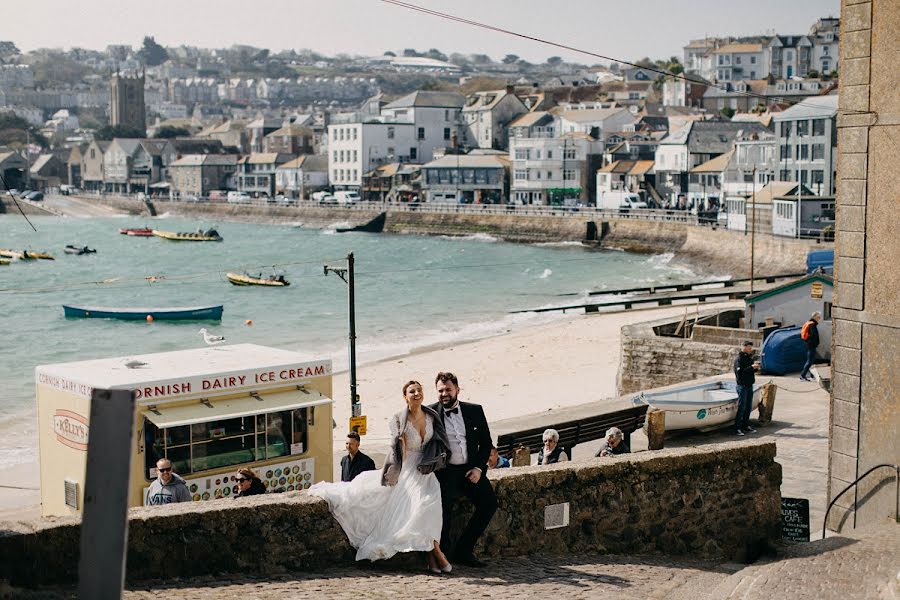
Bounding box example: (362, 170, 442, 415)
(0, 215, 700, 469)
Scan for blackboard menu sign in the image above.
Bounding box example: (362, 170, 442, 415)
(781, 497, 810, 542)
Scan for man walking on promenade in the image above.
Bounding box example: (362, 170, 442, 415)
(340, 431, 376, 482)
(431, 372, 497, 568)
(800, 311, 822, 381)
(145, 458, 191, 505)
(733, 340, 760, 436)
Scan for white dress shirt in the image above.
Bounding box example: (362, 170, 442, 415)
(443, 404, 468, 465)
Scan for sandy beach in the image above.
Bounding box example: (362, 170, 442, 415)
(0, 301, 740, 520)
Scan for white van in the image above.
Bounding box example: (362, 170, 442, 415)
(334, 191, 360, 205)
(596, 191, 648, 211)
(227, 191, 251, 204)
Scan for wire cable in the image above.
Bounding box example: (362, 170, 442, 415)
(0, 170, 37, 232)
(380, 0, 863, 116)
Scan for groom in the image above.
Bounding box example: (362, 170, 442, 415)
(431, 372, 497, 568)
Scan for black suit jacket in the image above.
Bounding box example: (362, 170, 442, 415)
(341, 450, 376, 482)
(430, 401, 492, 474)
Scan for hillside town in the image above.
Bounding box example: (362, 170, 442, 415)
(1, 16, 838, 237)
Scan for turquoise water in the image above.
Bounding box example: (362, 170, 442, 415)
(0, 214, 698, 468)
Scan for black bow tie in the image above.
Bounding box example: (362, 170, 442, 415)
(444, 407, 459, 416)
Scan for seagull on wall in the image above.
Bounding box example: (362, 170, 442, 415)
(199, 328, 226, 346)
(123, 358, 149, 369)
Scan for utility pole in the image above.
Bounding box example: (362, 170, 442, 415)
(750, 165, 757, 294)
(324, 253, 359, 420)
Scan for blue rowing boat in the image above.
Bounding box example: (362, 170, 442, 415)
(63, 304, 224, 321)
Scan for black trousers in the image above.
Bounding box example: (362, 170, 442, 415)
(436, 464, 497, 558)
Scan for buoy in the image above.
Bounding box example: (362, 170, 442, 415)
(146, 315, 154, 323)
(246, 319, 253, 326)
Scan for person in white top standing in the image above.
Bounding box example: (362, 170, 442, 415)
(430, 371, 497, 568)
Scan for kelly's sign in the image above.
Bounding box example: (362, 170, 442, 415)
(52, 410, 89, 451)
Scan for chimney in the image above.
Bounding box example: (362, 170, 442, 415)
(506, 84, 515, 95)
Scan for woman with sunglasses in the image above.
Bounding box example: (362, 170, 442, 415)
(234, 467, 266, 498)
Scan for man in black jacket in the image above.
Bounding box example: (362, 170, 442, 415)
(431, 371, 497, 568)
(800, 311, 822, 381)
(340, 432, 376, 482)
(733, 340, 761, 436)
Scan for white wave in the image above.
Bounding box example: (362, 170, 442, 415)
(155, 212, 172, 219)
(533, 241, 584, 248)
(321, 221, 351, 234)
(539, 268, 553, 279)
(438, 233, 499, 243)
(645, 252, 697, 277)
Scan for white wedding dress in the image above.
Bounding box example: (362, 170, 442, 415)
(308, 411, 443, 561)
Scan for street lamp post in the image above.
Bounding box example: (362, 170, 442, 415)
(324, 253, 359, 418)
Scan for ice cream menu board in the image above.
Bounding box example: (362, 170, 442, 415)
(144, 457, 315, 502)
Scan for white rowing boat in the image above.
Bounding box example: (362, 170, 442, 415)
(632, 380, 763, 431)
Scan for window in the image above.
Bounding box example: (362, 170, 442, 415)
(780, 169, 793, 181)
(444, 128, 451, 141)
(718, 56, 724, 65)
(823, 46, 830, 56)
(535, 149, 542, 160)
(514, 148, 530, 160)
(799, 144, 809, 160)
(811, 170, 824, 185)
(352, 150, 358, 163)
(780, 145, 791, 159)
(786, 50, 793, 61)
(417, 127, 425, 140)
(563, 169, 576, 181)
(339, 150, 345, 163)
(547, 150, 553, 159)
(823, 301, 832, 320)
(352, 169, 357, 181)
(822, 61, 830, 73)
(564, 148, 577, 160)
(339, 129, 344, 141)
(735, 56, 742, 65)
(750, 56, 757, 64)
(535, 170, 541, 180)
(387, 147, 394, 157)
(547, 171, 552, 179)
(781, 121, 792, 137)
(143, 408, 308, 478)
(812, 144, 825, 160)
(812, 119, 826, 136)
(750, 71, 757, 79)
(410, 147, 417, 160)
(797, 120, 809, 135)
(387, 126, 395, 140)
(333, 150, 338, 162)
(352, 128, 357, 140)
(90, 149, 95, 159)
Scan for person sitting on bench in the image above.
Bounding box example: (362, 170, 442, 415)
(595, 427, 630, 457)
(537, 429, 569, 465)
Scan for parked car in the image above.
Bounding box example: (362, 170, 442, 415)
(334, 191, 360, 205)
(317, 194, 338, 205)
(311, 191, 332, 203)
(59, 184, 81, 195)
(227, 191, 251, 204)
(25, 191, 44, 201)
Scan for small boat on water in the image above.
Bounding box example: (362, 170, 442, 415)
(0, 249, 54, 260)
(153, 229, 223, 242)
(63, 304, 224, 321)
(65, 245, 96, 255)
(0, 258, 10, 265)
(119, 227, 154, 237)
(632, 380, 763, 431)
(226, 272, 290, 287)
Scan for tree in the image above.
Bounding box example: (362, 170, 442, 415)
(383, 51, 397, 57)
(153, 125, 191, 138)
(469, 54, 492, 65)
(546, 56, 563, 66)
(806, 69, 820, 79)
(425, 48, 448, 62)
(403, 48, 421, 57)
(94, 124, 146, 140)
(138, 36, 168, 66)
(0, 114, 48, 149)
(502, 54, 520, 64)
(719, 107, 736, 119)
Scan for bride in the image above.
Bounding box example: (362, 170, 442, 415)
(308, 380, 453, 573)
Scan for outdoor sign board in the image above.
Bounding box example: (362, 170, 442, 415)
(781, 497, 811, 542)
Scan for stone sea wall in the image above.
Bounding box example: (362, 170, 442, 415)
(73, 195, 827, 276)
(0, 441, 780, 586)
(617, 311, 764, 395)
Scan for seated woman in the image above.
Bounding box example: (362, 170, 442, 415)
(234, 467, 267, 497)
(537, 428, 569, 465)
(595, 427, 630, 457)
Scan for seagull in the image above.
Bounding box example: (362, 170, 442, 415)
(123, 358, 149, 369)
(199, 328, 226, 345)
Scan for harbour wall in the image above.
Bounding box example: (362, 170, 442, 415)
(76, 195, 827, 276)
(0, 441, 780, 586)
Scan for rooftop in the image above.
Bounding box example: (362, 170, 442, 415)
(384, 90, 465, 110)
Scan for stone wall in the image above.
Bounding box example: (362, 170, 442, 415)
(618, 310, 756, 395)
(72, 194, 821, 275)
(0, 441, 781, 586)
(692, 325, 763, 347)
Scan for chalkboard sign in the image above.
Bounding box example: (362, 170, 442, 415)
(781, 497, 810, 542)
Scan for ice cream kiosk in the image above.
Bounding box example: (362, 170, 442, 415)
(35, 344, 334, 517)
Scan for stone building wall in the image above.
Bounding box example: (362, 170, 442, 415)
(617, 311, 762, 395)
(828, 0, 900, 532)
(0, 441, 781, 587)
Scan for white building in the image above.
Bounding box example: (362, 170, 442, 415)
(713, 43, 768, 81)
(275, 154, 328, 199)
(327, 119, 416, 189)
(380, 90, 465, 164)
(555, 107, 635, 142)
(772, 94, 838, 196)
(462, 87, 528, 150)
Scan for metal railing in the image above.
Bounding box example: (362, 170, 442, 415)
(821, 463, 900, 539)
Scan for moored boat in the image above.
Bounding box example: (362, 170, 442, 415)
(65, 245, 97, 255)
(119, 227, 154, 236)
(0, 249, 54, 260)
(632, 380, 763, 431)
(62, 304, 224, 321)
(760, 326, 807, 375)
(0, 258, 9, 265)
(226, 272, 290, 287)
(152, 229, 222, 242)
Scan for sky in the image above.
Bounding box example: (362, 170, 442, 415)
(13, 0, 840, 64)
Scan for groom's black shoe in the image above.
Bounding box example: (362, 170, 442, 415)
(453, 553, 487, 568)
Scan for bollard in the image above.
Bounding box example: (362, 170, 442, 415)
(512, 445, 530, 467)
(758, 382, 777, 425)
(647, 409, 666, 450)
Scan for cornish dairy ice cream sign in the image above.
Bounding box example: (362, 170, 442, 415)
(52, 410, 89, 450)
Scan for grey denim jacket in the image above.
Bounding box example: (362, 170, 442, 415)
(381, 405, 451, 486)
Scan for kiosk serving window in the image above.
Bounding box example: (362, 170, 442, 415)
(141, 389, 329, 479)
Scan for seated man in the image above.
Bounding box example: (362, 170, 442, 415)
(537, 428, 570, 465)
(487, 446, 510, 469)
(595, 427, 630, 457)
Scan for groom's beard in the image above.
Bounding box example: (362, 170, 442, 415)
(440, 395, 457, 409)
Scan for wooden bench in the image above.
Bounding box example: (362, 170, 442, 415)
(495, 404, 649, 459)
